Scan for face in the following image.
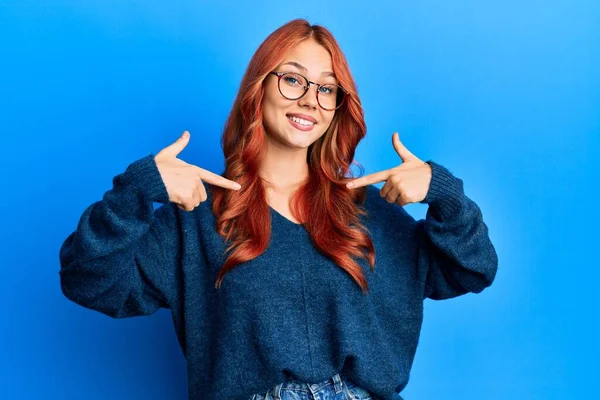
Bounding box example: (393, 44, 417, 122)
(262, 39, 337, 150)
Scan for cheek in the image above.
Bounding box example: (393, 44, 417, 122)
(262, 84, 282, 128)
(262, 100, 282, 133)
(264, 93, 289, 121)
(319, 114, 335, 133)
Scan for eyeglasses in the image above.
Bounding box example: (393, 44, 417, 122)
(269, 71, 347, 111)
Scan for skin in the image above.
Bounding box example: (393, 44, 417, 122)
(258, 39, 433, 217)
(259, 39, 339, 221)
(347, 132, 433, 207)
(154, 131, 241, 212)
(153, 43, 432, 215)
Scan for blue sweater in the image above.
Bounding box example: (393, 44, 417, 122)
(59, 154, 498, 400)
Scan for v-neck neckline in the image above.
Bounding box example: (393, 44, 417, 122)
(269, 206, 304, 227)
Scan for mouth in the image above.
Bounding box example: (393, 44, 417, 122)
(286, 113, 317, 131)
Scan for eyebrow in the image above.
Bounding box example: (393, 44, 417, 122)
(280, 61, 336, 79)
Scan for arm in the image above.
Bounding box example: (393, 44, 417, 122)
(59, 154, 182, 318)
(417, 161, 498, 300)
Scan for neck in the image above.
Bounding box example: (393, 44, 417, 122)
(259, 137, 310, 193)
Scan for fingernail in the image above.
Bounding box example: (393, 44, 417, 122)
(346, 182, 354, 188)
(233, 183, 241, 189)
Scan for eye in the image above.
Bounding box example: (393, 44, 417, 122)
(282, 73, 304, 86)
(319, 85, 337, 95)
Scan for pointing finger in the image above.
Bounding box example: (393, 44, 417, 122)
(198, 167, 242, 190)
(346, 169, 391, 189)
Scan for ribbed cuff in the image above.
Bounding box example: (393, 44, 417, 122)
(419, 160, 465, 219)
(122, 154, 170, 204)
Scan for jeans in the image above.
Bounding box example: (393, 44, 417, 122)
(249, 373, 373, 400)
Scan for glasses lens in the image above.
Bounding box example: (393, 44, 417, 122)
(317, 84, 345, 110)
(277, 72, 346, 110)
(279, 73, 308, 100)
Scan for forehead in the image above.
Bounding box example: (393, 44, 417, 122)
(281, 39, 333, 75)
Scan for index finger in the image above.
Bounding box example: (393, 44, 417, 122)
(347, 169, 390, 189)
(197, 167, 241, 190)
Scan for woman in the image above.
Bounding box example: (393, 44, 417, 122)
(59, 19, 498, 400)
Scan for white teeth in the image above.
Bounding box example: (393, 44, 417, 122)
(288, 116, 314, 126)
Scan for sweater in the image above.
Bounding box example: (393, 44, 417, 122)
(58, 154, 498, 400)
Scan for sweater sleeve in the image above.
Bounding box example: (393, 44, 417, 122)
(58, 154, 182, 318)
(417, 161, 498, 300)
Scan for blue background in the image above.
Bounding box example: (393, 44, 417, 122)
(1, 1, 598, 399)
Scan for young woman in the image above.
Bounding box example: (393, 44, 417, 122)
(59, 18, 498, 400)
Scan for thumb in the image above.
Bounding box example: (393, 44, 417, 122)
(392, 132, 415, 162)
(165, 131, 190, 158)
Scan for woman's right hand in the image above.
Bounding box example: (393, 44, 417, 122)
(154, 131, 241, 211)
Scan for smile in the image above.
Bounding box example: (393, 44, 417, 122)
(287, 115, 316, 131)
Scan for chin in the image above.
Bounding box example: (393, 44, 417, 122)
(286, 129, 324, 147)
(287, 138, 315, 149)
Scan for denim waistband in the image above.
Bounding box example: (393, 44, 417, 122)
(250, 373, 365, 400)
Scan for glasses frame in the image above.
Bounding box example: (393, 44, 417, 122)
(269, 71, 347, 111)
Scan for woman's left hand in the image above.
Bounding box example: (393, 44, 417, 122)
(346, 132, 432, 206)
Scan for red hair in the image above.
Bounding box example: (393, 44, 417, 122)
(210, 19, 376, 293)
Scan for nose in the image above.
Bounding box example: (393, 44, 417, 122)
(298, 83, 318, 109)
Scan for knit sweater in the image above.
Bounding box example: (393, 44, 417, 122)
(58, 154, 498, 400)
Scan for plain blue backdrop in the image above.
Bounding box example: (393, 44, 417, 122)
(1, 1, 598, 399)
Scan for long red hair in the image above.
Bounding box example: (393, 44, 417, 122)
(210, 19, 376, 293)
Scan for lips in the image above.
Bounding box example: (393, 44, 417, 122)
(286, 114, 316, 131)
(286, 113, 317, 124)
